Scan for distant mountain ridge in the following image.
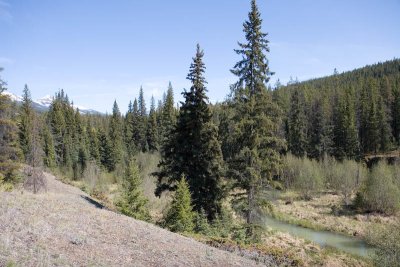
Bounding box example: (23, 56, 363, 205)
(2, 91, 103, 115)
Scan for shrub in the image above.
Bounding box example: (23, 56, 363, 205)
(23, 166, 47, 194)
(327, 159, 366, 205)
(164, 175, 194, 232)
(359, 162, 400, 215)
(194, 208, 211, 235)
(282, 154, 324, 200)
(367, 222, 400, 266)
(115, 159, 151, 221)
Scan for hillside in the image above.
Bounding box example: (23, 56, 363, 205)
(272, 58, 400, 159)
(0, 172, 260, 267)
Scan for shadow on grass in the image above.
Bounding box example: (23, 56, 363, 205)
(81, 195, 106, 209)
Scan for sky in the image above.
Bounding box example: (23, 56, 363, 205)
(0, 0, 399, 113)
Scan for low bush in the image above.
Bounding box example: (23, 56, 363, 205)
(366, 222, 400, 266)
(356, 162, 400, 215)
(282, 154, 324, 200)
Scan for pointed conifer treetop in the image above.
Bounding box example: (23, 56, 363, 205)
(187, 44, 207, 95)
(231, 0, 272, 96)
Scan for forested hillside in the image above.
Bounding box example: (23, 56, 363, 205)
(1, 0, 400, 266)
(273, 59, 400, 159)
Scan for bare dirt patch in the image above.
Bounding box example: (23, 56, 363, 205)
(0, 172, 262, 267)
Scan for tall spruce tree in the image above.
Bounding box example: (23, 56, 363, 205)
(377, 95, 393, 152)
(124, 101, 135, 156)
(229, 0, 285, 240)
(146, 96, 159, 151)
(137, 87, 148, 151)
(287, 89, 307, 157)
(160, 82, 176, 144)
(108, 101, 123, 171)
(41, 122, 56, 167)
(231, 0, 273, 96)
(155, 44, 224, 220)
(392, 87, 400, 145)
(0, 69, 20, 182)
(308, 98, 333, 159)
(333, 88, 359, 160)
(19, 84, 34, 161)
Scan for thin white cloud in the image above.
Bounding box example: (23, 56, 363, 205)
(0, 0, 12, 23)
(0, 57, 14, 65)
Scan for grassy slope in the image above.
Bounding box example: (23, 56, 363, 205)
(0, 172, 262, 267)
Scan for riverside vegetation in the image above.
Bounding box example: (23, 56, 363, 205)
(1, 0, 400, 266)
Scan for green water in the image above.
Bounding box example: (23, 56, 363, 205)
(263, 214, 375, 257)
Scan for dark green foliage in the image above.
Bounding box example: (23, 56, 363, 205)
(193, 208, 212, 235)
(160, 82, 176, 145)
(99, 129, 112, 171)
(164, 175, 194, 233)
(231, 0, 273, 95)
(87, 126, 100, 162)
(228, 0, 285, 240)
(392, 87, 400, 145)
(41, 123, 56, 168)
(0, 69, 20, 182)
(155, 45, 225, 220)
(18, 84, 34, 161)
(146, 96, 159, 151)
(116, 159, 151, 221)
(275, 59, 400, 159)
(307, 98, 333, 159)
(332, 88, 360, 160)
(287, 89, 307, 157)
(137, 87, 148, 151)
(108, 101, 123, 171)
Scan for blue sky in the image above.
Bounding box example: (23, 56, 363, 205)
(1, 0, 399, 113)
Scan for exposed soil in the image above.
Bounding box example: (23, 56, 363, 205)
(0, 172, 263, 267)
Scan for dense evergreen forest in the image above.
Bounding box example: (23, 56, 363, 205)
(274, 59, 400, 160)
(1, 0, 400, 265)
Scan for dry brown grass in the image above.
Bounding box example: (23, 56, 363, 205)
(274, 191, 398, 238)
(0, 172, 263, 267)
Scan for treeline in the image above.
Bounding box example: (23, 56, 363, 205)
(1, 0, 400, 246)
(17, 84, 176, 178)
(274, 59, 400, 159)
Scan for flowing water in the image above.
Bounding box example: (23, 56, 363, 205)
(263, 214, 375, 257)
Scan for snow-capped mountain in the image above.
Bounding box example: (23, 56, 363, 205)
(2, 91, 102, 115)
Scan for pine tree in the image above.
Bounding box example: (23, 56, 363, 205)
(155, 45, 225, 220)
(116, 159, 151, 221)
(308, 98, 333, 159)
(124, 101, 135, 156)
(108, 101, 123, 171)
(0, 69, 20, 182)
(231, 0, 273, 96)
(392, 87, 400, 145)
(164, 175, 194, 233)
(41, 123, 56, 168)
(333, 88, 359, 160)
(87, 126, 100, 162)
(146, 96, 159, 151)
(99, 129, 112, 171)
(359, 78, 380, 154)
(160, 82, 176, 144)
(287, 89, 307, 157)
(228, 0, 285, 240)
(377, 95, 392, 152)
(137, 87, 148, 151)
(131, 98, 142, 152)
(19, 84, 34, 161)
